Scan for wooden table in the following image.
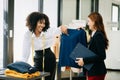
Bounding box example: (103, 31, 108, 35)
(0, 72, 50, 80)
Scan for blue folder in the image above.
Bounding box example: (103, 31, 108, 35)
(70, 43, 97, 70)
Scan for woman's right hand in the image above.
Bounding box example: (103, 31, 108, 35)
(75, 58, 84, 66)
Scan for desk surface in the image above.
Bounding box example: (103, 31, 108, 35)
(0, 72, 50, 80)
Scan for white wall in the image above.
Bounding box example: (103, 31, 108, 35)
(43, 0, 58, 27)
(80, 0, 91, 20)
(62, 0, 76, 24)
(99, 0, 120, 69)
(99, 0, 112, 24)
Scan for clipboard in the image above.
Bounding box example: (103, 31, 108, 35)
(69, 43, 96, 70)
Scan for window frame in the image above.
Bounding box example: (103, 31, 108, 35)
(112, 3, 119, 22)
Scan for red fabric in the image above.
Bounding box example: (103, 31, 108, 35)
(87, 74, 105, 80)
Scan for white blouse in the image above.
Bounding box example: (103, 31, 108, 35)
(22, 27, 61, 62)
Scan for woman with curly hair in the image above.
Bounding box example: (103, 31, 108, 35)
(22, 12, 67, 80)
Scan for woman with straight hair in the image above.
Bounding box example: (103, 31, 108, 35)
(76, 12, 109, 80)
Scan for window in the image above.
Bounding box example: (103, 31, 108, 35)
(112, 4, 119, 22)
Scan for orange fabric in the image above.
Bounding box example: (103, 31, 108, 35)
(65, 66, 71, 71)
(4, 69, 40, 79)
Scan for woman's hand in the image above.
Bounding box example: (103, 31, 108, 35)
(75, 58, 84, 66)
(60, 25, 68, 35)
(77, 26, 84, 30)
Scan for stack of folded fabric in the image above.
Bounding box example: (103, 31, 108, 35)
(4, 61, 40, 79)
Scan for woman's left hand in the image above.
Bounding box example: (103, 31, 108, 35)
(60, 25, 68, 35)
(75, 58, 84, 66)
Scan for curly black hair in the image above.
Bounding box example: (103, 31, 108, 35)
(26, 12, 50, 32)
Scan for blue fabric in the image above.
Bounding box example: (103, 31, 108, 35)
(7, 61, 38, 74)
(58, 29, 87, 71)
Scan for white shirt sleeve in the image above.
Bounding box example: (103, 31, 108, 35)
(21, 31, 31, 62)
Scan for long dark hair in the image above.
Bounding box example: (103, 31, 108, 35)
(88, 12, 109, 49)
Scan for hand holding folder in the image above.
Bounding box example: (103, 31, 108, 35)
(70, 43, 97, 70)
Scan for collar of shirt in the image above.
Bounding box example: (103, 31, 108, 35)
(32, 32, 45, 38)
(91, 30, 96, 37)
